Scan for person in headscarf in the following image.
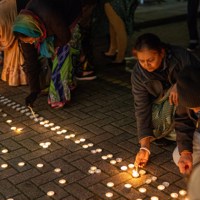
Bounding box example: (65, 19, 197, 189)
(13, 0, 96, 108)
(0, 0, 29, 86)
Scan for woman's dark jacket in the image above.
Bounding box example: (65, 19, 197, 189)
(131, 44, 200, 141)
(20, 0, 83, 93)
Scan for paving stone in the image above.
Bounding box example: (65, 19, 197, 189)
(18, 138, 40, 151)
(93, 117, 116, 127)
(63, 150, 90, 162)
(89, 132, 114, 144)
(1, 139, 22, 151)
(14, 130, 39, 141)
(65, 170, 87, 184)
(21, 149, 49, 161)
(83, 124, 105, 135)
(0, 167, 18, 179)
(0, 179, 20, 197)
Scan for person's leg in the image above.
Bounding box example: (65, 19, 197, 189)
(104, 3, 127, 63)
(173, 131, 200, 166)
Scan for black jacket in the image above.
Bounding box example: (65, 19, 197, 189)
(131, 44, 200, 141)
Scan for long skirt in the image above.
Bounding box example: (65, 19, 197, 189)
(0, 0, 27, 86)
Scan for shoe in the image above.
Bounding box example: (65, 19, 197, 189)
(76, 71, 97, 81)
(187, 42, 199, 51)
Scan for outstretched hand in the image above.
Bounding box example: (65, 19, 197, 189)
(169, 84, 178, 106)
(134, 149, 150, 168)
(25, 92, 39, 107)
(178, 152, 193, 175)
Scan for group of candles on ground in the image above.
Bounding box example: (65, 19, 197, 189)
(0, 95, 188, 199)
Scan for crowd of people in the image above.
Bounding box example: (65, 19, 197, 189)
(0, 0, 200, 199)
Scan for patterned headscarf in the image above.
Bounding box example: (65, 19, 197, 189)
(13, 9, 54, 58)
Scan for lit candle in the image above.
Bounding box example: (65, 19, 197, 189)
(82, 144, 89, 149)
(132, 169, 139, 178)
(80, 138, 86, 142)
(16, 128, 23, 133)
(65, 135, 71, 139)
(90, 166, 97, 171)
(88, 169, 95, 174)
(11, 127, 16, 130)
(107, 154, 113, 158)
(162, 182, 169, 187)
(6, 119, 12, 123)
(54, 168, 61, 173)
(157, 185, 165, 191)
(75, 140, 80, 144)
(88, 143, 93, 147)
(170, 193, 178, 199)
(44, 124, 50, 127)
(151, 196, 159, 200)
(37, 163, 44, 168)
(110, 160, 117, 165)
(61, 129, 67, 133)
(2, 113, 7, 117)
(55, 126, 60, 130)
(121, 166, 128, 171)
(1, 149, 8, 153)
(1, 163, 8, 168)
(105, 192, 113, 198)
(107, 182, 114, 187)
(40, 121, 45, 125)
(124, 183, 132, 189)
(18, 162, 25, 167)
(95, 169, 101, 174)
(59, 179, 66, 184)
(138, 187, 147, 193)
(56, 131, 62, 135)
(139, 169, 146, 175)
(45, 142, 51, 146)
(91, 150, 96, 154)
(179, 190, 187, 196)
(44, 120, 49, 124)
(151, 176, 157, 181)
(39, 143, 45, 147)
(145, 179, 152, 184)
(49, 123, 54, 126)
(70, 134, 75, 138)
(96, 148, 102, 153)
(128, 164, 134, 169)
(42, 144, 49, 148)
(47, 191, 55, 196)
(101, 155, 108, 160)
(51, 127, 56, 131)
(116, 158, 122, 162)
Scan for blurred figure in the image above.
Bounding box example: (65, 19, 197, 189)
(13, 0, 97, 108)
(0, 0, 29, 86)
(187, 0, 200, 51)
(173, 66, 200, 175)
(104, 0, 138, 65)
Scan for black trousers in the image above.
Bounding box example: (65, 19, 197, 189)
(187, 0, 200, 42)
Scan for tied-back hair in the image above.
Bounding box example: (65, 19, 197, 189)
(133, 33, 164, 53)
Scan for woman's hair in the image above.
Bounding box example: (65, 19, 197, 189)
(134, 33, 164, 53)
(13, 32, 29, 39)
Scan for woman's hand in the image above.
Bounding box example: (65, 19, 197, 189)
(178, 151, 193, 175)
(134, 148, 150, 168)
(169, 84, 178, 106)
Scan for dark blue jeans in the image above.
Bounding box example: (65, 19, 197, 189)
(187, 0, 200, 42)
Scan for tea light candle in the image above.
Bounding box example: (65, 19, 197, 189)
(101, 155, 108, 160)
(42, 144, 49, 148)
(61, 129, 67, 133)
(49, 123, 54, 126)
(38, 117, 44, 121)
(157, 185, 165, 190)
(124, 183, 132, 189)
(110, 160, 117, 165)
(128, 164, 134, 169)
(18, 162, 25, 167)
(95, 169, 101, 174)
(37, 163, 44, 168)
(70, 134, 75, 138)
(40, 121, 45, 125)
(44, 124, 50, 128)
(1, 163, 8, 168)
(59, 179, 66, 184)
(107, 182, 114, 187)
(16, 128, 23, 132)
(34, 118, 39, 122)
(139, 169, 146, 175)
(107, 154, 113, 158)
(105, 192, 113, 198)
(116, 158, 122, 162)
(65, 135, 71, 139)
(80, 138, 86, 142)
(11, 127, 16, 130)
(45, 142, 51, 146)
(162, 182, 169, 187)
(88, 169, 95, 174)
(54, 168, 61, 173)
(96, 148, 102, 153)
(179, 190, 187, 196)
(151, 196, 159, 200)
(120, 166, 128, 171)
(6, 119, 12, 123)
(170, 193, 178, 198)
(56, 131, 62, 135)
(55, 126, 60, 130)
(132, 170, 139, 178)
(75, 140, 80, 144)
(145, 178, 152, 184)
(90, 166, 97, 171)
(82, 145, 88, 149)
(44, 120, 49, 124)
(51, 127, 56, 131)
(91, 150, 96, 154)
(39, 143, 45, 147)
(88, 143, 93, 147)
(139, 187, 146, 193)
(151, 176, 157, 181)
(1, 149, 8, 153)
(47, 191, 55, 196)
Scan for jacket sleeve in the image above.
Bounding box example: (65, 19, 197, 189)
(131, 67, 154, 141)
(20, 42, 41, 93)
(175, 105, 195, 153)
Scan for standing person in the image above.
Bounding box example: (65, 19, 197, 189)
(103, 0, 138, 65)
(172, 66, 200, 175)
(187, 0, 200, 51)
(131, 33, 200, 169)
(0, 0, 29, 86)
(13, 0, 97, 108)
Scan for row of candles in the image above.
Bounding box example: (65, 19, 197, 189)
(0, 95, 188, 199)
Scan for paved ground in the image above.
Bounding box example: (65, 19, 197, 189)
(0, 1, 199, 200)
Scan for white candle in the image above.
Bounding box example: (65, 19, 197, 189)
(47, 191, 55, 196)
(42, 144, 49, 148)
(51, 127, 56, 131)
(49, 123, 54, 126)
(39, 143, 45, 147)
(157, 185, 165, 190)
(40, 121, 45, 125)
(139, 169, 146, 175)
(121, 166, 128, 171)
(124, 183, 132, 189)
(59, 179, 66, 184)
(132, 170, 139, 178)
(88, 143, 93, 147)
(101, 156, 108, 160)
(80, 138, 86, 142)
(65, 135, 71, 139)
(1, 149, 8, 153)
(75, 140, 80, 144)
(6, 120, 12, 123)
(107, 154, 113, 158)
(107, 182, 114, 187)
(18, 162, 25, 167)
(37, 163, 44, 168)
(162, 181, 169, 187)
(151, 196, 159, 200)
(145, 179, 152, 184)
(55, 126, 60, 130)
(170, 193, 178, 198)
(90, 166, 97, 171)
(88, 169, 95, 174)
(128, 163, 134, 168)
(110, 160, 117, 165)
(116, 158, 122, 162)
(95, 169, 101, 174)
(179, 190, 187, 196)
(151, 176, 157, 181)
(44, 124, 50, 127)
(56, 131, 62, 135)
(96, 148, 102, 153)
(45, 142, 51, 146)
(105, 192, 113, 198)
(91, 150, 96, 154)
(11, 127, 16, 130)
(70, 134, 75, 138)
(82, 145, 88, 149)
(54, 168, 61, 173)
(1, 163, 8, 168)
(139, 187, 146, 193)
(61, 129, 67, 133)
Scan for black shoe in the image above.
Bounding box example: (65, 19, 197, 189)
(187, 43, 199, 51)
